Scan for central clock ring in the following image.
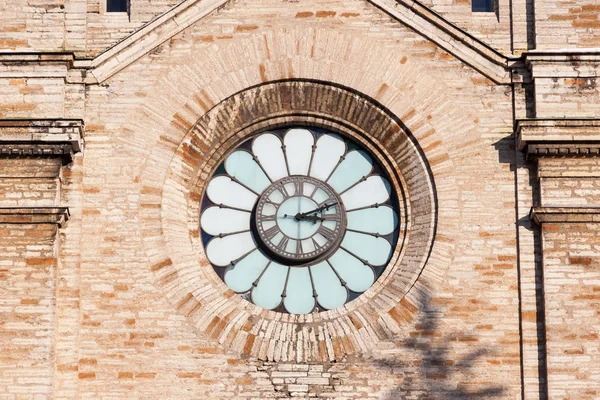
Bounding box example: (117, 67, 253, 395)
(254, 176, 346, 265)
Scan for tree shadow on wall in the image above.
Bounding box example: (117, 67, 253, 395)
(375, 292, 505, 400)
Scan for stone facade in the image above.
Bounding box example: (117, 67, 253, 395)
(0, 0, 599, 399)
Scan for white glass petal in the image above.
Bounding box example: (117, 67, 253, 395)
(284, 268, 315, 314)
(200, 206, 250, 236)
(327, 150, 372, 193)
(252, 262, 287, 310)
(347, 206, 398, 235)
(252, 133, 288, 181)
(341, 231, 392, 266)
(310, 134, 345, 181)
(206, 232, 256, 267)
(311, 262, 347, 310)
(341, 176, 391, 210)
(284, 129, 314, 176)
(224, 249, 269, 293)
(206, 176, 257, 211)
(225, 150, 270, 193)
(328, 249, 375, 293)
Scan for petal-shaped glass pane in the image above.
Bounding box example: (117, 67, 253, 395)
(327, 150, 372, 193)
(252, 262, 287, 310)
(328, 249, 375, 293)
(206, 176, 257, 211)
(347, 206, 398, 235)
(224, 249, 269, 293)
(200, 206, 250, 236)
(311, 262, 347, 310)
(252, 133, 287, 181)
(284, 129, 314, 176)
(283, 267, 315, 314)
(310, 134, 345, 181)
(225, 150, 270, 193)
(341, 231, 392, 266)
(206, 232, 256, 267)
(341, 176, 391, 210)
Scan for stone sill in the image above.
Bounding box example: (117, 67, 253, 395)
(0, 207, 70, 227)
(530, 207, 600, 225)
(516, 119, 600, 157)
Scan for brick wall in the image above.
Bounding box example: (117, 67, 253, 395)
(0, 223, 57, 399)
(542, 222, 600, 399)
(536, 1, 600, 49)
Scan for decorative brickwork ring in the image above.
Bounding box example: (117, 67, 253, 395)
(157, 80, 438, 362)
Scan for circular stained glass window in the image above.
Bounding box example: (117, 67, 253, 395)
(200, 127, 400, 314)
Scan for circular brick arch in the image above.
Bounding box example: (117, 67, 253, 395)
(140, 79, 447, 362)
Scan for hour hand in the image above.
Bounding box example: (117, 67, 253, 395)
(296, 202, 338, 220)
(299, 215, 325, 224)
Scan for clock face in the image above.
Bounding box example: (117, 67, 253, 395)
(200, 127, 400, 314)
(255, 176, 345, 263)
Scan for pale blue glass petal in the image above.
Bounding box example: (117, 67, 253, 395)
(311, 262, 347, 310)
(252, 133, 288, 181)
(284, 129, 314, 176)
(224, 249, 269, 293)
(283, 268, 315, 314)
(310, 134, 345, 181)
(341, 231, 392, 266)
(206, 176, 257, 210)
(328, 249, 374, 293)
(347, 206, 398, 235)
(251, 262, 287, 310)
(206, 232, 256, 267)
(327, 150, 372, 193)
(341, 176, 391, 210)
(225, 150, 270, 193)
(200, 206, 250, 236)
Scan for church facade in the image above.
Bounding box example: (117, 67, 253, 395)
(1, 0, 599, 398)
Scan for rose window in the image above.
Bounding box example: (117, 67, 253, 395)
(200, 127, 400, 314)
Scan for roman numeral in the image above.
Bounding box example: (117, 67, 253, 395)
(296, 240, 303, 254)
(294, 180, 304, 196)
(312, 237, 322, 250)
(322, 213, 337, 221)
(263, 225, 279, 240)
(277, 237, 290, 252)
(261, 214, 276, 222)
(317, 225, 335, 241)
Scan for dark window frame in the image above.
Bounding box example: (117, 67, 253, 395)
(107, 0, 128, 13)
(472, 0, 494, 12)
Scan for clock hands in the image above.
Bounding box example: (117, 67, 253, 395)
(294, 202, 337, 221)
(282, 213, 325, 224)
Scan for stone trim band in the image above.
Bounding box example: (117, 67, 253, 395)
(0, 207, 70, 227)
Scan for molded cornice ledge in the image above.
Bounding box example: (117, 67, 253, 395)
(367, 0, 511, 84)
(0, 119, 84, 160)
(0, 207, 70, 227)
(522, 48, 600, 78)
(72, 0, 228, 84)
(530, 207, 600, 225)
(516, 119, 600, 157)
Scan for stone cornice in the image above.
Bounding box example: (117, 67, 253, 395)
(1, 0, 515, 85)
(72, 0, 227, 84)
(521, 48, 600, 78)
(530, 207, 600, 225)
(0, 119, 84, 161)
(367, 0, 511, 84)
(516, 119, 600, 157)
(0, 207, 70, 227)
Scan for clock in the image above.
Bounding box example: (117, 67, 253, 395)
(200, 127, 399, 314)
(254, 176, 345, 263)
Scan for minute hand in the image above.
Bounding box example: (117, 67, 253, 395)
(299, 202, 338, 218)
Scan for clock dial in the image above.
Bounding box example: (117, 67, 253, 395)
(200, 127, 400, 314)
(255, 176, 345, 264)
